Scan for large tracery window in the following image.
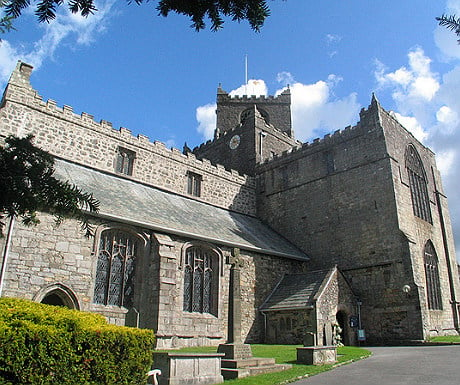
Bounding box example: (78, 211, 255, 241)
(183, 246, 218, 316)
(424, 241, 442, 310)
(405, 145, 432, 223)
(94, 230, 139, 308)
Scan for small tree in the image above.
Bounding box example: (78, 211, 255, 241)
(3, 0, 271, 31)
(0, 135, 99, 237)
(436, 14, 460, 44)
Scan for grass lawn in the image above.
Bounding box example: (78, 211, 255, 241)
(164, 344, 371, 385)
(429, 335, 460, 343)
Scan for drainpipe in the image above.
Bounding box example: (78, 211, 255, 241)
(261, 310, 268, 342)
(0, 216, 15, 297)
(432, 168, 460, 332)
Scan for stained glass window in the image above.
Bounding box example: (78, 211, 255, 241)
(94, 230, 138, 307)
(405, 145, 432, 223)
(183, 246, 217, 316)
(424, 241, 442, 310)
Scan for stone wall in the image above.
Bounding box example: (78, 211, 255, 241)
(194, 95, 298, 176)
(315, 270, 356, 346)
(216, 88, 292, 137)
(153, 235, 307, 348)
(256, 99, 459, 342)
(264, 310, 312, 344)
(0, 62, 255, 216)
(1, 210, 306, 348)
(380, 107, 460, 338)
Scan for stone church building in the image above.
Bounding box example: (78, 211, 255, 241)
(0, 62, 459, 347)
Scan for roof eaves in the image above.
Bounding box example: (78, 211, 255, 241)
(91, 211, 309, 261)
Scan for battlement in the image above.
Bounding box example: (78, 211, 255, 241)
(217, 85, 291, 104)
(5, 61, 251, 185)
(1, 61, 257, 215)
(258, 98, 383, 169)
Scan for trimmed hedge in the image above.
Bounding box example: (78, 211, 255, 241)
(0, 297, 155, 384)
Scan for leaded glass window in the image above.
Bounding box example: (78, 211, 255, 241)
(424, 241, 442, 310)
(183, 246, 218, 316)
(405, 145, 432, 223)
(94, 230, 138, 307)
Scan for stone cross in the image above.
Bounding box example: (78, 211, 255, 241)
(218, 248, 253, 360)
(228, 248, 244, 344)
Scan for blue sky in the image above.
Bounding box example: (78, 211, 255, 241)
(1, 0, 460, 258)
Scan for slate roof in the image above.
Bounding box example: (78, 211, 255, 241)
(54, 159, 308, 261)
(260, 269, 334, 311)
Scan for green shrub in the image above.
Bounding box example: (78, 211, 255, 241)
(0, 297, 155, 385)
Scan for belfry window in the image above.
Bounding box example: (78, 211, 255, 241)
(94, 230, 138, 308)
(183, 246, 218, 316)
(116, 147, 135, 176)
(424, 241, 442, 310)
(187, 171, 202, 197)
(240, 107, 270, 125)
(405, 145, 432, 223)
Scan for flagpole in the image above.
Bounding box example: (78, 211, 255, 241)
(245, 54, 248, 95)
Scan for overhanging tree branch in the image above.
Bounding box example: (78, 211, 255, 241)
(436, 14, 460, 44)
(0, 135, 99, 237)
(2, 0, 272, 31)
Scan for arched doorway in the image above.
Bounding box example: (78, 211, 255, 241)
(41, 292, 67, 307)
(34, 284, 80, 310)
(336, 311, 349, 345)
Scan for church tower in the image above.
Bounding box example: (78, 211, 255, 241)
(193, 86, 299, 175)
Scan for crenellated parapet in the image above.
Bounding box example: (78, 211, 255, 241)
(217, 85, 291, 104)
(216, 85, 293, 138)
(0, 61, 256, 216)
(257, 96, 385, 171)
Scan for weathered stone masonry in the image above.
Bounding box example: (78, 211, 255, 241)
(1, 61, 459, 346)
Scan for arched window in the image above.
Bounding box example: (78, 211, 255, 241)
(183, 246, 218, 316)
(424, 241, 442, 310)
(94, 229, 139, 307)
(240, 107, 270, 125)
(405, 145, 432, 223)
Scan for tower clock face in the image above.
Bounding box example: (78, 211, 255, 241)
(229, 135, 241, 150)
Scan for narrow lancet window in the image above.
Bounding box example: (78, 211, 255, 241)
(405, 145, 432, 223)
(424, 240, 442, 310)
(116, 147, 135, 176)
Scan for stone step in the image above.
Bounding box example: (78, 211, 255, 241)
(248, 363, 292, 376)
(221, 363, 292, 380)
(221, 357, 276, 368)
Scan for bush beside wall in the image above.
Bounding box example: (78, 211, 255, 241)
(0, 297, 155, 384)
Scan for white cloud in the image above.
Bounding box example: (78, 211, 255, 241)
(229, 79, 268, 97)
(375, 26, 460, 259)
(196, 103, 216, 140)
(391, 112, 428, 142)
(0, 0, 115, 86)
(276, 71, 295, 87)
(376, 47, 440, 106)
(436, 149, 456, 176)
(436, 105, 459, 134)
(276, 74, 359, 141)
(195, 73, 360, 142)
(325, 34, 342, 44)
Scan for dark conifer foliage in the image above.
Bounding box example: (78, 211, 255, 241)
(436, 14, 460, 43)
(0, 135, 99, 237)
(2, 0, 271, 31)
